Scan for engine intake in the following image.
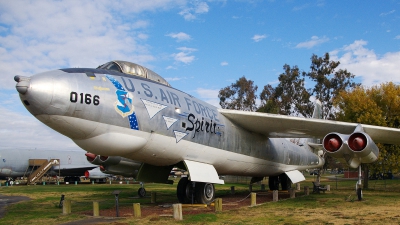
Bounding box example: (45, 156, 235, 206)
(323, 131, 379, 168)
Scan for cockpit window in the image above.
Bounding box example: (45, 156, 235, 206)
(97, 60, 170, 86)
(97, 62, 122, 73)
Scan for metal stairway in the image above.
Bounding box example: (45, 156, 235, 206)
(27, 159, 59, 185)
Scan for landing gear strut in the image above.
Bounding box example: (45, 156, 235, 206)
(177, 177, 215, 204)
(138, 182, 146, 197)
(356, 164, 363, 201)
(268, 174, 292, 190)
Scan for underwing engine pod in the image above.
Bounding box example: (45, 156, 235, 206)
(323, 126, 379, 168)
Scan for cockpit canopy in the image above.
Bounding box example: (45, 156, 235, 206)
(97, 61, 170, 86)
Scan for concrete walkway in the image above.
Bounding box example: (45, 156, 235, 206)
(0, 194, 31, 218)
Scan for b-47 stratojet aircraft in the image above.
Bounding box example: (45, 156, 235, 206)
(15, 61, 400, 203)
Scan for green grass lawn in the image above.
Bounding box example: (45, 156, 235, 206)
(0, 177, 399, 224)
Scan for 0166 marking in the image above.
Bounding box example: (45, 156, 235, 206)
(70, 92, 100, 105)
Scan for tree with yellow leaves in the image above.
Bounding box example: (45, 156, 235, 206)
(334, 82, 400, 185)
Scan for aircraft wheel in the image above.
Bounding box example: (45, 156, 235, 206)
(195, 182, 215, 204)
(268, 176, 279, 190)
(138, 187, 146, 197)
(279, 173, 292, 190)
(177, 177, 193, 203)
(357, 187, 363, 201)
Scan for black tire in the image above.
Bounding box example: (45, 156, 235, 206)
(279, 173, 292, 190)
(138, 187, 146, 197)
(177, 177, 193, 203)
(195, 182, 215, 204)
(357, 187, 363, 201)
(268, 176, 280, 190)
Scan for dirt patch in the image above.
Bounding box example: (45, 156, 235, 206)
(81, 191, 291, 218)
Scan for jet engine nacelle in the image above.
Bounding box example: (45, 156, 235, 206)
(86, 153, 142, 178)
(84, 167, 110, 179)
(323, 132, 379, 168)
(85, 153, 103, 165)
(100, 164, 140, 178)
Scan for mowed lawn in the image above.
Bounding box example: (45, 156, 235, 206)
(1, 176, 400, 225)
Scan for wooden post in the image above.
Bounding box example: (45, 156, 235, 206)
(326, 184, 330, 191)
(250, 192, 256, 206)
(273, 190, 279, 202)
(173, 204, 183, 220)
(214, 198, 222, 212)
(230, 186, 235, 194)
(63, 200, 71, 214)
(296, 183, 300, 191)
(133, 203, 141, 217)
(261, 184, 265, 191)
(151, 192, 156, 203)
(93, 201, 99, 217)
(289, 188, 296, 198)
(304, 186, 309, 195)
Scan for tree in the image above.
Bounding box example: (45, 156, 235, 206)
(218, 76, 258, 111)
(334, 82, 400, 185)
(308, 53, 360, 119)
(259, 64, 313, 117)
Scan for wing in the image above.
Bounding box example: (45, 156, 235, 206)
(219, 109, 400, 145)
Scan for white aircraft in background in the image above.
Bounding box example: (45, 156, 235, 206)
(15, 60, 400, 203)
(0, 148, 107, 183)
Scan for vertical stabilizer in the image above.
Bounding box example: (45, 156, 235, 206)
(303, 100, 324, 155)
(312, 99, 322, 119)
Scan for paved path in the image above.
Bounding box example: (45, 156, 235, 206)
(0, 194, 31, 218)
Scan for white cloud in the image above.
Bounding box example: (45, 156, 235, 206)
(252, 34, 267, 42)
(380, 10, 395, 16)
(195, 88, 220, 107)
(330, 40, 400, 86)
(179, 1, 209, 21)
(0, 92, 78, 150)
(171, 47, 197, 64)
(395, 35, 400, 40)
(165, 77, 186, 81)
(296, 36, 329, 49)
(0, 1, 187, 90)
(292, 4, 310, 11)
(220, 61, 228, 66)
(166, 32, 192, 42)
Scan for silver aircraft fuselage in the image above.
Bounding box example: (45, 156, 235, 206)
(16, 63, 323, 179)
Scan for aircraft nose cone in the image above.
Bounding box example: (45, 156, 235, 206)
(14, 75, 31, 95)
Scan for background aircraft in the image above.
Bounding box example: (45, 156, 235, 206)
(14, 60, 400, 203)
(0, 148, 105, 183)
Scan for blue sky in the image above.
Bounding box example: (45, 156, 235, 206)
(1, 0, 400, 150)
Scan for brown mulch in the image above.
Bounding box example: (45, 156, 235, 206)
(81, 191, 291, 218)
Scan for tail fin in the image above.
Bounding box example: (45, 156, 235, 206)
(304, 100, 324, 155)
(312, 99, 322, 119)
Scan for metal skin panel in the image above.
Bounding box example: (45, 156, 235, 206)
(16, 65, 327, 183)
